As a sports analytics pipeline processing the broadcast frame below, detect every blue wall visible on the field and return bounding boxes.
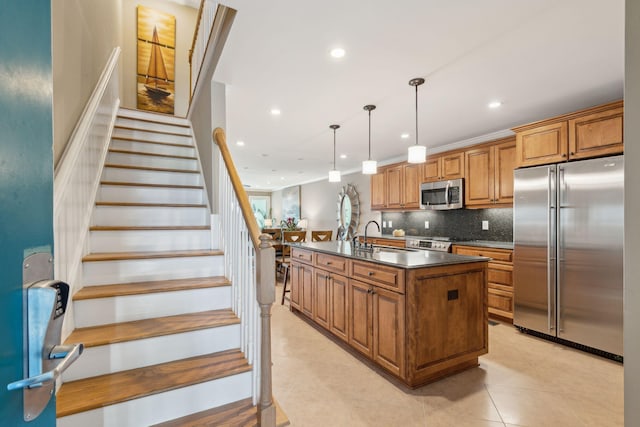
[0,1,55,425]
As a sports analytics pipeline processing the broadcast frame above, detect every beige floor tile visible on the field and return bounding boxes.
[271,283,623,427]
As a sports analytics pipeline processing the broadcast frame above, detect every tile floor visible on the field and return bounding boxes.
[271,283,623,426]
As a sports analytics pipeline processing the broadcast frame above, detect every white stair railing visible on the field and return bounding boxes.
[189,0,218,100]
[54,47,120,339]
[214,128,276,427]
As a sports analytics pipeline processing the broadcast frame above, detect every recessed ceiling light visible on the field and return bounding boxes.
[488,101,502,109]
[401,133,410,139]
[280,177,285,180]
[236,141,245,146]
[270,108,281,115]
[340,154,347,159]
[330,48,346,58]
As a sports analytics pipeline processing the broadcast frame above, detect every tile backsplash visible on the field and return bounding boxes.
[381,208,513,242]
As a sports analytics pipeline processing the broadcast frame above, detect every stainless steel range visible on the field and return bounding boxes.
[405,237,453,252]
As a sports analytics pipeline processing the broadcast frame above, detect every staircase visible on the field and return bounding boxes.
[56,109,260,426]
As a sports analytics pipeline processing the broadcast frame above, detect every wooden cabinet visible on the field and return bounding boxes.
[357,236,405,248]
[370,162,421,210]
[313,269,331,330]
[348,279,405,376]
[465,137,515,208]
[329,272,349,342]
[351,259,405,293]
[370,171,386,209]
[452,245,514,321]
[514,100,623,167]
[291,261,313,314]
[422,152,465,182]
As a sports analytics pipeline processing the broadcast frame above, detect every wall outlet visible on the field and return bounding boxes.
[482,220,489,230]
[424,221,429,229]
[382,221,387,228]
[388,221,393,228]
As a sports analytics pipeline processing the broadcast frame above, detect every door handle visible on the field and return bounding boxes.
[7,343,84,390]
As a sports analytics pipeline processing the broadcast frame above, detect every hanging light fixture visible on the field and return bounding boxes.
[328,124,341,182]
[407,77,427,163]
[362,104,377,175]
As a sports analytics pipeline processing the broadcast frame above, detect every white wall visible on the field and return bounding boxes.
[625,2,640,425]
[273,172,381,239]
[52,0,123,166]
[120,0,197,117]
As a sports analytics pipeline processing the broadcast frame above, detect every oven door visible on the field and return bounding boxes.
[420,179,464,210]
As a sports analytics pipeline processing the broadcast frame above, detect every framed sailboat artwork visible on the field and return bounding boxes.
[136,5,176,114]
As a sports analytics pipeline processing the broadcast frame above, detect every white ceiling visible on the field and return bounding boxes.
[212,0,624,191]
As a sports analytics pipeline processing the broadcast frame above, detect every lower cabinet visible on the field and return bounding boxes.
[290,260,313,315]
[313,269,331,329]
[329,272,349,342]
[348,279,374,357]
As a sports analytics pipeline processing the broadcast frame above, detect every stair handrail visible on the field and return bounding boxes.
[214,128,261,248]
[213,127,276,427]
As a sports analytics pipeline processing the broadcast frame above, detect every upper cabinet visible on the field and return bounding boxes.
[514,100,623,168]
[464,137,516,208]
[422,152,464,183]
[371,163,421,210]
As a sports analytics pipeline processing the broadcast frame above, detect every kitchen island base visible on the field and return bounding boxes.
[289,244,488,389]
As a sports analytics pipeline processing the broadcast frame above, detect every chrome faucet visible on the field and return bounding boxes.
[364,220,381,249]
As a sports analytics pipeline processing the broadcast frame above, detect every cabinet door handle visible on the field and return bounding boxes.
[326,261,332,265]
[368,271,374,276]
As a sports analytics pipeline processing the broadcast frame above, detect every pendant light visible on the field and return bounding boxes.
[328,124,341,182]
[362,104,377,175]
[407,77,427,163]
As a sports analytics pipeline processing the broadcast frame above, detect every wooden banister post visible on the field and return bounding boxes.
[256,233,276,427]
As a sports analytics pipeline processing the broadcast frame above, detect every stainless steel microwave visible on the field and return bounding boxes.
[420,178,464,210]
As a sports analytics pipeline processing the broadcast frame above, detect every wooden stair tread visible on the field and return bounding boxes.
[74,276,231,300]
[104,163,200,174]
[151,397,290,427]
[82,249,223,262]
[66,309,239,347]
[114,124,191,137]
[111,135,193,148]
[56,349,251,418]
[89,225,210,231]
[118,109,190,126]
[95,201,207,207]
[100,181,204,190]
[108,148,197,160]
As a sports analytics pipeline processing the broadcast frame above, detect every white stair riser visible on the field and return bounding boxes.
[92,206,209,226]
[74,286,231,327]
[115,118,192,136]
[102,166,202,186]
[110,139,195,157]
[83,255,224,285]
[106,152,198,171]
[89,229,211,252]
[97,186,204,204]
[57,372,252,427]
[112,128,192,146]
[63,325,240,381]
[117,110,191,127]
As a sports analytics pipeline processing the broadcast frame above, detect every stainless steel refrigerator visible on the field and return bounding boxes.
[513,155,624,358]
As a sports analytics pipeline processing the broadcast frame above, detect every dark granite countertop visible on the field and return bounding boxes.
[373,235,514,250]
[293,241,488,269]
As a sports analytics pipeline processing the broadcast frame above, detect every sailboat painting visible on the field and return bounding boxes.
[136,5,175,114]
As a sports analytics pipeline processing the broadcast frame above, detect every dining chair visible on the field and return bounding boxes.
[311,230,332,242]
[279,230,307,304]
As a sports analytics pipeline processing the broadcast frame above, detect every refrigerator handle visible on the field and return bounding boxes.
[445,181,450,206]
[557,166,565,332]
[548,168,556,332]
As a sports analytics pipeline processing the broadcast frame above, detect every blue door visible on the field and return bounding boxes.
[0,1,56,425]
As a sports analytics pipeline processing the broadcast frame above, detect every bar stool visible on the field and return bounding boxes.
[279,230,307,304]
[311,230,332,242]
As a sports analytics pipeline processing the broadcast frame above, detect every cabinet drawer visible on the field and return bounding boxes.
[315,252,348,274]
[488,263,513,287]
[453,246,512,263]
[488,287,513,319]
[291,247,313,264]
[351,260,405,293]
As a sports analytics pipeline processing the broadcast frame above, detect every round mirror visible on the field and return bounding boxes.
[336,184,360,241]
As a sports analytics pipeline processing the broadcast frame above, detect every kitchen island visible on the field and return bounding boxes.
[287,241,489,388]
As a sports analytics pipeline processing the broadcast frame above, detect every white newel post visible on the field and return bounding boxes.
[256,234,276,426]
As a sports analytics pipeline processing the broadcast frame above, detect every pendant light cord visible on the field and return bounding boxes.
[333,128,337,169]
[368,109,372,160]
[415,84,419,147]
